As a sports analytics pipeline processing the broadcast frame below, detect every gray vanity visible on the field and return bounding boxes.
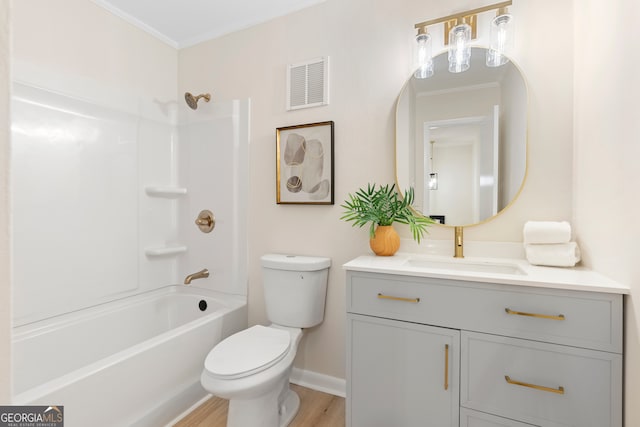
[357,27,631,427]
[344,254,628,427]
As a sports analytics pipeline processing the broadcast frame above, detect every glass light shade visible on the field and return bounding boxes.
[428,173,438,190]
[448,23,471,73]
[486,13,513,67]
[414,32,434,79]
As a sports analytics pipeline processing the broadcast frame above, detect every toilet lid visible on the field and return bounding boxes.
[205,325,291,379]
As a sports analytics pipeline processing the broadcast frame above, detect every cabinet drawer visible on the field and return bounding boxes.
[461,332,622,427]
[460,408,538,427]
[347,272,622,352]
[348,272,449,324]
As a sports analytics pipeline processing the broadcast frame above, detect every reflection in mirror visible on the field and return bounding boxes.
[396,47,527,227]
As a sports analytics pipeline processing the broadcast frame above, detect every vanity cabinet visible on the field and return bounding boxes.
[345,269,624,427]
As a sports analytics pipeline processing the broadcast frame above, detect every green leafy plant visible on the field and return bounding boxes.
[341,183,434,243]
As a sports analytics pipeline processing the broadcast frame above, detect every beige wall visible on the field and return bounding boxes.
[12,0,178,120]
[573,0,640,424]
[0,1,11,403]
[178,0,575,379]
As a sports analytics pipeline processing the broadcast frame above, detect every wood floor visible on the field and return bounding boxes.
[173,384,345,427]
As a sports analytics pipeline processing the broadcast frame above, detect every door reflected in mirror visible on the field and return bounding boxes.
[396,47,527,227]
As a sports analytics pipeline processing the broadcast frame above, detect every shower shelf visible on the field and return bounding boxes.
[144,186,187,198]
[144,245,187,257]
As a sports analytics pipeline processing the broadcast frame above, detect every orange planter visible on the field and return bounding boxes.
[369,225,400,256]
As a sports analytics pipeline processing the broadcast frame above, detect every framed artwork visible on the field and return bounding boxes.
[276,121,334,204]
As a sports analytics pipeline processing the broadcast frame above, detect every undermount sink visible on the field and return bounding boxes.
[404,257,527,276]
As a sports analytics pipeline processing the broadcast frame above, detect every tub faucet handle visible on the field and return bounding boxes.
[184,268,210,285]
[195,210,215,233]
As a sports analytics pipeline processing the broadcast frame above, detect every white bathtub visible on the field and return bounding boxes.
[12,285,247,427]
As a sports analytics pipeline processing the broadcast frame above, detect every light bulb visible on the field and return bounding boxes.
[448,23,471,73]
[414,31,434,79]
[487,11,513,67]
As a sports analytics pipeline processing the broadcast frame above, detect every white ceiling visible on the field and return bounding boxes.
[91,0,325,49]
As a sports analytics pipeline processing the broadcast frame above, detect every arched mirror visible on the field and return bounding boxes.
[396,47,527,227]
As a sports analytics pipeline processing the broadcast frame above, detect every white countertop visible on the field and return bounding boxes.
[343,253,630,295]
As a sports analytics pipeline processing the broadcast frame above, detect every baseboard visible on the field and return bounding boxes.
[290,367,346,398]
[164,392,211,427]
[128,381,208,427]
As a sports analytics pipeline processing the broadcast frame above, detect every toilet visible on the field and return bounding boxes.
[200,254,331,427]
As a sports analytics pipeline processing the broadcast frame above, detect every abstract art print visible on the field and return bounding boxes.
[276,121,334,204]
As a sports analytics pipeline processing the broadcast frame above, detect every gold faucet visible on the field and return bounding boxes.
[454,226,464,258]
[184,268,209,284]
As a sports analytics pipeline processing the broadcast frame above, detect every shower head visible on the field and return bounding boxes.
[184,92,211,110]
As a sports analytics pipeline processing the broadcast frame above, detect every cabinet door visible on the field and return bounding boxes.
[347,313,460,427]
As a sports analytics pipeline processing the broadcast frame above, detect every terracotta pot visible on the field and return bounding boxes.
[369,225,400,256]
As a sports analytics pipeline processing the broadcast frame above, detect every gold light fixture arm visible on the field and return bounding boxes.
[414,1,511,45]
[414,1,512,30]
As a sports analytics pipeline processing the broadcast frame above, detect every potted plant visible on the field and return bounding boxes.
[341,183,433,256]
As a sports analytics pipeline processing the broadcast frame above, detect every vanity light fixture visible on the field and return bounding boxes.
[486,7,513,67]
[414,27,434,79]
[448,17,472,73]
[413,0,513,78]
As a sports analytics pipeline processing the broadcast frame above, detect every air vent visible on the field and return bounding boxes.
[286,57,329,111]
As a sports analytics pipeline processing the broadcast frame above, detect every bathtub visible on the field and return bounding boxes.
[12,285,247,427]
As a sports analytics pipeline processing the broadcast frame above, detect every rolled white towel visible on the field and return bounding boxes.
[523,221,572,244]
[525,242,581,267]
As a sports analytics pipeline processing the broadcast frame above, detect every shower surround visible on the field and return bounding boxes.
[11,81,249,423]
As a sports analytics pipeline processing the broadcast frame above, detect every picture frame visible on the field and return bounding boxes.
[276,121,334,204]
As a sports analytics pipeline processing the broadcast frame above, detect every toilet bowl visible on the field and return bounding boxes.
[200,254,330,427]
[201,325,303,427]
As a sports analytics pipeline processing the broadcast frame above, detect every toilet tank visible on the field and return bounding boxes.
[261,254,331,328]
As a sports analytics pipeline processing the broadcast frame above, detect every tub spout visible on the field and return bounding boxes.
[184,268,209,284]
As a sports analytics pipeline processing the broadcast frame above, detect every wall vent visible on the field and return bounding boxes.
[286,56,329,111]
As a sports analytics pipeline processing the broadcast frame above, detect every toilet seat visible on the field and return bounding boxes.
[204,325,291,380]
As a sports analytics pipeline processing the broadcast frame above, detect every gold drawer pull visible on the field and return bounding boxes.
[505,308,565,321]
[377,293,420,303]
[444,344,449,391]
[505,375,565,395]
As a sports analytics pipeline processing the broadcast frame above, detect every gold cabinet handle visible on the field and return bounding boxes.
[444,344,449,391]
[505,375,565,395]
[505,308,565,321]
[377,293,420,303]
